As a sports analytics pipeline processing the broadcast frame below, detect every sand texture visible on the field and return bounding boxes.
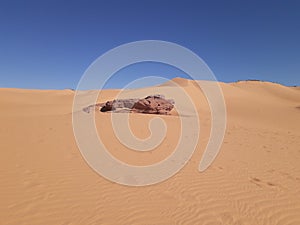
[1,78,300,225]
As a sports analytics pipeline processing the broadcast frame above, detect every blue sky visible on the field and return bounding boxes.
[0,0,299,89]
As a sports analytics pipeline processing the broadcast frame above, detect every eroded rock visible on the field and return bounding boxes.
[83,95,175,115]
[132,95,174,114]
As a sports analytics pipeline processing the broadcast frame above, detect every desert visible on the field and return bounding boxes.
[1,78,300,225]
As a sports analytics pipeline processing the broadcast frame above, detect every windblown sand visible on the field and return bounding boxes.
[1,78,300,225]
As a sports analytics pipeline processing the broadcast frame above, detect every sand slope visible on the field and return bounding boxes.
[0,79,300,225]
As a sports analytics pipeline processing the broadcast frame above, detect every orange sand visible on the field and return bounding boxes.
[1,78,300,225]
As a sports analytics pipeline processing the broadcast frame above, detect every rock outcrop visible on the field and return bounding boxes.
[83,95,175,115]
[132,95,175,114]
[100,98,139,112]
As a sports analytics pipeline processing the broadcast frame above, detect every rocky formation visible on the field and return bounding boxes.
[100,98,139,112]
[83,95,175,115]
[132,95,175,114]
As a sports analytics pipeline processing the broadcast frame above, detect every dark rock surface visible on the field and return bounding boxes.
[132,95,175,114]
[100,98,139,112]
[83,95,175,115]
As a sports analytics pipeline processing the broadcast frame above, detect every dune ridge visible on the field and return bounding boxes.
[0,78,300,225]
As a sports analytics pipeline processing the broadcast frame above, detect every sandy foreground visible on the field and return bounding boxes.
[0,78,300,225]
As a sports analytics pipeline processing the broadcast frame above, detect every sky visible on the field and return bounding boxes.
[0,0,299,89]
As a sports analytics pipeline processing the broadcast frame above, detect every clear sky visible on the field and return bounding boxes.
[0,0,299,89]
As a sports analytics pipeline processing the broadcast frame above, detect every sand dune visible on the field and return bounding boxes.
[0,78,300,225]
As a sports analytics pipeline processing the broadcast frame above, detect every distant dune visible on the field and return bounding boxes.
[1,78,300,225]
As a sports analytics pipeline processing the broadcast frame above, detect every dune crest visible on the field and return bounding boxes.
[1,78,300,225]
